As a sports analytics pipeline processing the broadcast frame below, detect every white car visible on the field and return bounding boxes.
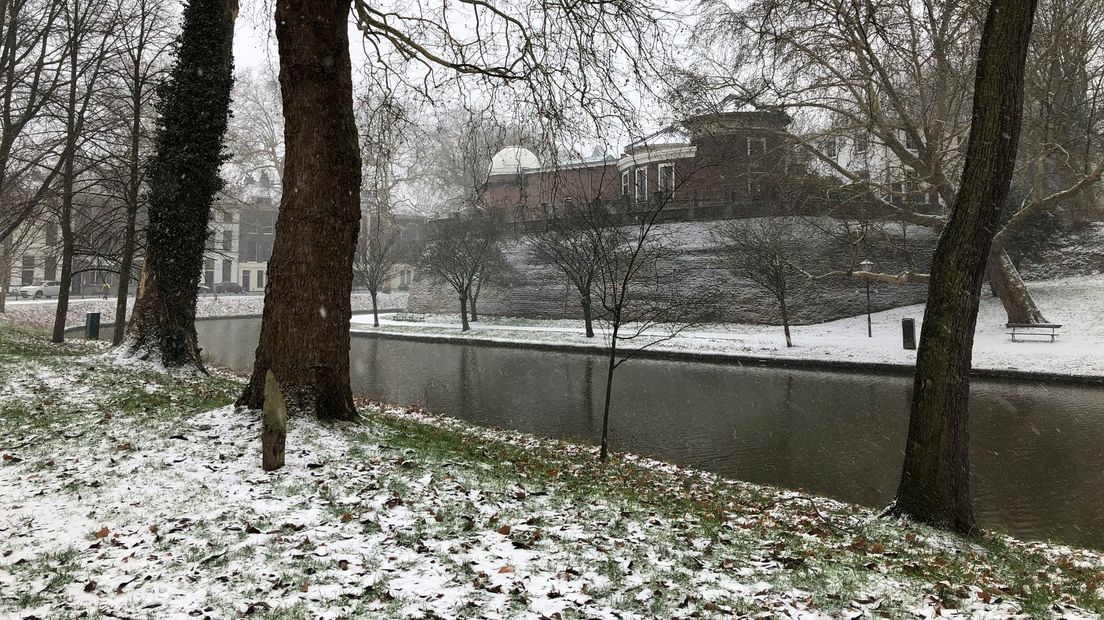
[18,281,62,299]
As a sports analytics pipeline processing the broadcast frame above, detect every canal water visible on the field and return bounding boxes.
[197,317,1104,549]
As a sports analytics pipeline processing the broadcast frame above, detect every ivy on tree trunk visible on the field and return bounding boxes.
[237,0,361,421]
[123,0,236,368]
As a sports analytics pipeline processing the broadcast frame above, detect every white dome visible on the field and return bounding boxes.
[488,146,541,177]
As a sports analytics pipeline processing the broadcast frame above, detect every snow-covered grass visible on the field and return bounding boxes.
[1,324,1103,618]
[2,291,408,331]
[356,276,1104,377]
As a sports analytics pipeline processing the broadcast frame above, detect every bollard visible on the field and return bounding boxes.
[85,312,101,340]
[902,317,916,350]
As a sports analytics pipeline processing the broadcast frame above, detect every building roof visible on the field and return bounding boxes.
[488,147,542,177]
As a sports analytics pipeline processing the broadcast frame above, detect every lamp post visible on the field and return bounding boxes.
[859,259,874,337]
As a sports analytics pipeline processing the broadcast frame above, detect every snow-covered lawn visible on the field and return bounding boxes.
[1,326,1102,618]
[354,276,1104,377]
[2,291,408,331]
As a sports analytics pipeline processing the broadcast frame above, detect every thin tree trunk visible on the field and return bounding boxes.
[779,295,793,348]
[890,0,1036,534]
[582,291,594,338]
[0,239,10,313]
[237,0,360,421]
[599,321,619,462]
[469,293,478,322]
[371,290,379,327]
[459,293,470,331]
[112,203,138,345]
[51,168,75,343]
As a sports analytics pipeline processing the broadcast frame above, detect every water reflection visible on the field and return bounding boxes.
[198,317,1104,549]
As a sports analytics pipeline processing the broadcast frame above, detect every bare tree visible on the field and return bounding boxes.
[714,217,803,347]
[528,200,617,338]
[0,0,68,245]
[101,0,173,345]
[590,193,714,462]
[889,0,1037,534]
[419,210,510,331]
[50,0,120,343]
[694,0,1104,325]
[226,65,284,185]
[354,224,402,327]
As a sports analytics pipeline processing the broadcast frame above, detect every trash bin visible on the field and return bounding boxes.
[85,312,101,340]
[902,317,916,350]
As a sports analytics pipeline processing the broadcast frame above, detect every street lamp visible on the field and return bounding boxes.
[859,259,874,337]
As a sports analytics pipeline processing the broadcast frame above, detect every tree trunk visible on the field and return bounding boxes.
[51,169,75,344]
[261,370,287,471]
[582,292,594,338]
[469,293,478,322]
[123,0,236,368]
[779,295,793,348]
[890,0,1036,534]
[371,290,379,327]
[112,202,138,345]
[459,293,470,331]
[0,239,11,313]
[599,321,619,462]
[237,0,361,421]
[987,249,1047,323]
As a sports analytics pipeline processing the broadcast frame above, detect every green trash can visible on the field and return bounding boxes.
[85,312,101,340]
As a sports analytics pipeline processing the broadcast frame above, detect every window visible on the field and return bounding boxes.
[620,171,630,196]
[21,255,35,285]
[824,137,837,159]
[854,137,868,154]
[657,164,675,196]
[222,230,232,251]
[889,182,905,206]
[45,256,57,281]
[257,270,265,290]
[634,167,648,202]
[242,271,251,291]
[45,223,57,246]
[222,259,232,283]
[904,129,921,151]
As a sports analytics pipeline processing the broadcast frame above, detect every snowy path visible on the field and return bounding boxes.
[352,276,1104,377]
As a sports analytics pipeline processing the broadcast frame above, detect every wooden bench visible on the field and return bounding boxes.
[1006,323,1062,342]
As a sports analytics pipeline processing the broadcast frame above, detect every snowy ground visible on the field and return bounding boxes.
[2,291,408,331]
[353,277,1104,377]
[1,327,1102,619]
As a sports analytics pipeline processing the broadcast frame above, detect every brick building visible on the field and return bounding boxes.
[480,97,799,226]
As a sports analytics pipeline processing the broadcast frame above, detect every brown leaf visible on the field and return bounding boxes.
[497,525,512,536]
[94,527,110,539]
[2,453,21,463]
[84,580,97,592]
[341,512,353,523]
[498,565,515,574]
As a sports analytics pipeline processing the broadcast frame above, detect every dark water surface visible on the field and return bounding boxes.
[198,317,1104,549]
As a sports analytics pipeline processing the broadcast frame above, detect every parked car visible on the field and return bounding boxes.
[213,282,243,294]
[197,284,212,295]
[18,281,62,299]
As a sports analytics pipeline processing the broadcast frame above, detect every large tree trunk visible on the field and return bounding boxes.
[890,0,1036,534]
[123,0,236,368]
[237,0,361,421]
[987,249,1047,324]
